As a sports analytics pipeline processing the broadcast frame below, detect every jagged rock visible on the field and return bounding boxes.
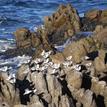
[91,77,106,95]
[30,72,52,104]
[0,72,16,107]
[93,25,103,34]
[28,95,44,107]
[85,9,101,20]
[84,9,107,28]
[46,74,62,107]
[63,40,87,63]
[14,105,27,107]
[66,70,82,89]
[16,64,30,81]
[59,95,74,107]
[30,72,48,94]
[94,50,107,74]
[30,32,41,48]
[43,4,80,44]
[50,52,65,64]
[94,27,107,49]
[14,28,31,48]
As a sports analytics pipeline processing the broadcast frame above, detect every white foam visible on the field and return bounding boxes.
[0,55,31,73]
[0,39,15,52]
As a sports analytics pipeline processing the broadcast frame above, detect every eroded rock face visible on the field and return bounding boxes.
[63,37,96,63]
[93,27,107,49]
[14,28,31,48]
[82,9,107,31]
[43,4,80,44]
[50,52,65,64]
[0,72,16,107]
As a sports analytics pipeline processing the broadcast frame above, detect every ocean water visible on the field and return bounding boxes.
[0,0,107,73]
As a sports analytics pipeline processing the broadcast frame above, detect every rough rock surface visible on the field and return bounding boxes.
[81,9,107,31]
[1,3,107,107]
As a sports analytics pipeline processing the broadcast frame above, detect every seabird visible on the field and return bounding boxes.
[66,56,72,61]
[84,56,90,60]
[63,61,72,67]
[23,89,32,95]
[73,64,81,71]
[44,58,49,64]
[85,62,92,67]
[41,50,45,56]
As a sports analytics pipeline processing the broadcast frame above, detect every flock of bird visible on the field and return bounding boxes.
[2,50,92,96]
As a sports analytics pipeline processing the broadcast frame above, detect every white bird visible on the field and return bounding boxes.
[35,64,40,70]
[66,56,72,61]
[34,58,43,64]
[23,89,32,95]
[51,69,58,75]
[33,89,37,93]
[39,66,46,71]
[63,61,72,67]
[85,62,92,67]
[43,51,52,59]
[6,73,16,84]
[84,56,90,60]
[31,67,36,71]
[9,78,16,84]
[52,63,60,69]
[73,64,81,71]
[44,58,49,64]
[41,50,45,56]
[48,62,53,66]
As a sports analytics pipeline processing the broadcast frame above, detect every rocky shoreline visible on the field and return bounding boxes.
[1,4,107,107]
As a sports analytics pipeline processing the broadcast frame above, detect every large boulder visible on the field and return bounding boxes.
[14,28,31,48]
[50,52,65,64]
[43,4,80,44]
[85,9,107,26]
[63,37,96,63]
[0,72,16,107]
[94,27,107,49]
